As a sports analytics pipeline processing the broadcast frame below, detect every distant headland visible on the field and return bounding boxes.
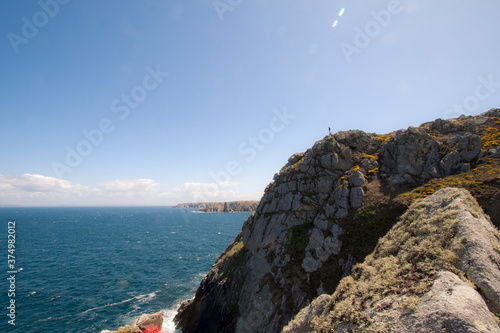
[174,201,259,212]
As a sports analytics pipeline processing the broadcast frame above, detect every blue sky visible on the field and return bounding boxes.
[1,0,500,206]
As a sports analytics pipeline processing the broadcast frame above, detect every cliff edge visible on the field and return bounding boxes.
[174,109,500,333]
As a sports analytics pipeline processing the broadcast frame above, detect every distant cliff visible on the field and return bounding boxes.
[174,201,259,212]
[174,109,500,332]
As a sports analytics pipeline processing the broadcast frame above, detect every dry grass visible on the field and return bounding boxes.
[308,189,472,332]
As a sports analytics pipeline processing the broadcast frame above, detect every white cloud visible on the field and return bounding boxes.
[0,174,261,206]
[0,174,75,192]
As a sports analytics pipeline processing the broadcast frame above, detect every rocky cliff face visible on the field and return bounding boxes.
[174,109,500,333]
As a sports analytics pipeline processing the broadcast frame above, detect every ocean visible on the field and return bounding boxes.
[0,207,249,332]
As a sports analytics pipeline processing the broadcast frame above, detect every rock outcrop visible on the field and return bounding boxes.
[283,188,500,332]
[101,312,163,333]
[174,109,500,332]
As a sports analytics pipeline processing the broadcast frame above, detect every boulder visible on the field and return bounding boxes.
[379,126,441,183]
[349,187,365,209]
[347,170,367,187]
[439,150,461,175]
[458,133,482,161]
[134,312,163,332]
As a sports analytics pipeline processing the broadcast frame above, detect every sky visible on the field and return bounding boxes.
[1,0,500,206]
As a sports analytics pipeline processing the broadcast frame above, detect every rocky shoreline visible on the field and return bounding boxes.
[174,201,259,213]
[100,312,164,333]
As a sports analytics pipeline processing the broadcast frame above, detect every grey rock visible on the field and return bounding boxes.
[288,153,304,165]
[458,133,482,161]
[440,150,461,175]
[403,174,414,183]
[429,117,477,134]
[330,224,343,239]
[340,147,352,163]
[349,187,365,209]
[334,130,373,152]
[313,214,329,230]
[381,271,500,333]
[333,187,350,210]
[316,177,333,193]
[347,170,367,187]
[325,204,335,219]
[335,207,348,219]
[491,147,500,158]
[454,198,500,314]
[380,126,441,183]
[302,251,322,273]
[324,236,342,256]
[277,192,294,211]
[297,180,315,192]
[291,193,302,211]
[306,228,325,255]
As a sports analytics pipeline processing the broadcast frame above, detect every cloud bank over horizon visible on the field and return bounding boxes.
[0,173,262,207]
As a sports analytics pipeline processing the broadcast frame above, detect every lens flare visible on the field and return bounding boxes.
[332,20,338,28]
[339,7,345,17]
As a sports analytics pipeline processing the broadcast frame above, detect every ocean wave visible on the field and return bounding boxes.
[161,299,190,333]
[80,290,159,315]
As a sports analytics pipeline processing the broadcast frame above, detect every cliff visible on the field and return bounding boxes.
[174,201,259,212]
[174,109,500,332]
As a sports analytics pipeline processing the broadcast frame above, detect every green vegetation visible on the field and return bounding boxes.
[216,240,247,282]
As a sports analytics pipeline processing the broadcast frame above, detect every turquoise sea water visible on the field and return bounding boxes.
[0,207,249,332]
